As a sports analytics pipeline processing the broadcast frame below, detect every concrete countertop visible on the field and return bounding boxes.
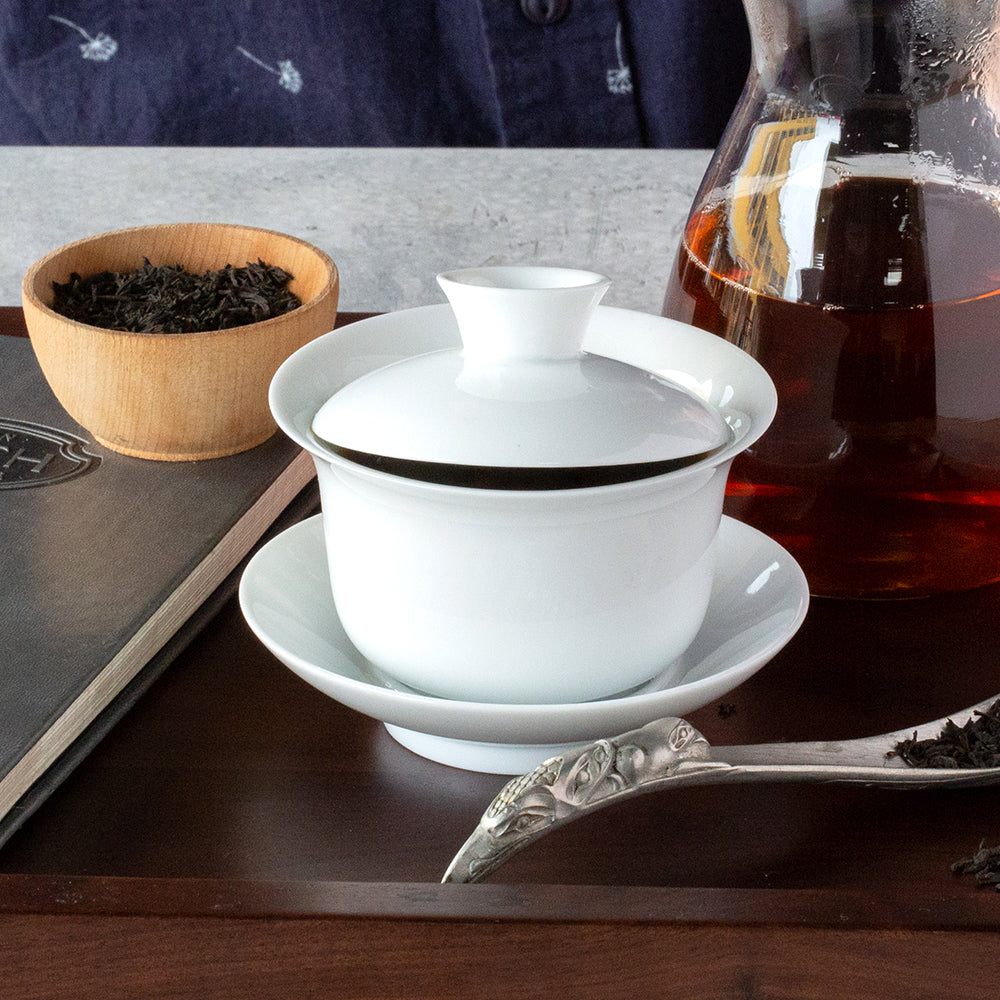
[0,147,711,314]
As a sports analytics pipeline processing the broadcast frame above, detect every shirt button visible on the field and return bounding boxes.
[520,0,571,25]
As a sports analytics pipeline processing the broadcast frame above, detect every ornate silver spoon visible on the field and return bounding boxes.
[442,694,1000,884]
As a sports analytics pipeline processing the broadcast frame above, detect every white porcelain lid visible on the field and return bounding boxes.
[311,267,731,489]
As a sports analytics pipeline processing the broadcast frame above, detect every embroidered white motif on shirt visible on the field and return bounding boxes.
[237,47,303,93]
[606,23,633,95]
[48,14,118,62]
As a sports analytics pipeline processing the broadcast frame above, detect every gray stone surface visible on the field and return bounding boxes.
[0,147,712,313]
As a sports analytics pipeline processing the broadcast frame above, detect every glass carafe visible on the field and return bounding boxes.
[664,0,1000,598]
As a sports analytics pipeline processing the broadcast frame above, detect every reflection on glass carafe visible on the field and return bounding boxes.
[663,0,1000,598]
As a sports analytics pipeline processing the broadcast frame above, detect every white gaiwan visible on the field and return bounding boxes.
[272,266,776,705]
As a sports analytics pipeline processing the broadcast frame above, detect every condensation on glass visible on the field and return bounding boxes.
[664,0,1000,598]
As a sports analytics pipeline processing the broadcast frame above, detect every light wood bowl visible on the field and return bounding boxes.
[22,222,339,460]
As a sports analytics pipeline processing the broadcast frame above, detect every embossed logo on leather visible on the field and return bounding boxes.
[0,418,101,489]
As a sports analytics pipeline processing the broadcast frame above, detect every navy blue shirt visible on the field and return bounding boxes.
[0,1,749,147]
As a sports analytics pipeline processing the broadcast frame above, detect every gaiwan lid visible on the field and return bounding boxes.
[311,266,731,490]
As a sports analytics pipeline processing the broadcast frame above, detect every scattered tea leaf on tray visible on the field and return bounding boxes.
[51,258,302,333]
[952,840,1000,890]
[887,699,1000,769]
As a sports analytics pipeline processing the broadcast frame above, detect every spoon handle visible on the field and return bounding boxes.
[442,697,1000,884]
[715,693,1000,767]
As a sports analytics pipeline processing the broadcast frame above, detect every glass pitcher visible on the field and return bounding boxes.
[663,0,1000,598]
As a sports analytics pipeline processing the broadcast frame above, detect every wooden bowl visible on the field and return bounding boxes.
[22,222,339,460]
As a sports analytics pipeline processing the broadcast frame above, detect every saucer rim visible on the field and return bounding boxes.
[238,513,809,745]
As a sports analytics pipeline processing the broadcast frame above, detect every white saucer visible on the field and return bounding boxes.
[239,514,808,774]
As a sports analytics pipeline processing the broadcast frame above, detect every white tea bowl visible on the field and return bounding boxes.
[270,267,776,705]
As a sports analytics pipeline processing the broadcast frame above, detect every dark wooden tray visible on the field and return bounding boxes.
[3,307,999,998]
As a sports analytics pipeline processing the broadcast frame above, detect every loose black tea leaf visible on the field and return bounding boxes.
[51,259,302,333]
[952,840,1000,890]
[887,699,1000,769]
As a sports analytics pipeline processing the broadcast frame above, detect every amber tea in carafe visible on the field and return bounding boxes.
[664,0,1000,598]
